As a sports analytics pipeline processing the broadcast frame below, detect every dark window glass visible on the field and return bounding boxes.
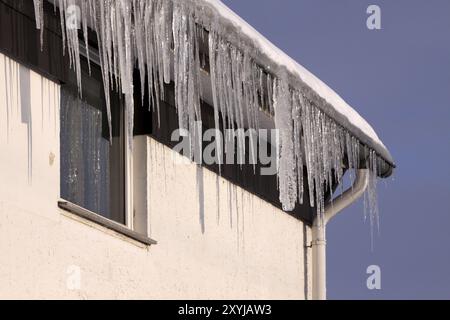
[60,60,125,224]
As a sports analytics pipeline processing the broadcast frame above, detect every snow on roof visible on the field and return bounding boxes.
[200,0,394,167]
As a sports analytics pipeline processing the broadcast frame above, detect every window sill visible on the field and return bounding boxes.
[58,200,157,246]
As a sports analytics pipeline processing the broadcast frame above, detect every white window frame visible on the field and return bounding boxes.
[58,44,155,244]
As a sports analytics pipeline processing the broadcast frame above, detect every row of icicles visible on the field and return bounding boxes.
[33,0,384,230]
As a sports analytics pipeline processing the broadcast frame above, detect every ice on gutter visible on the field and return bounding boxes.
[201,0,394,168]
[32,0,394,227]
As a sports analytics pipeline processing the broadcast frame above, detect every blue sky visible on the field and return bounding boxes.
[222,0,450,299]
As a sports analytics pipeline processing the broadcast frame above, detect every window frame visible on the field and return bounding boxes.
[0,0,155,244]
[60,42,138,236]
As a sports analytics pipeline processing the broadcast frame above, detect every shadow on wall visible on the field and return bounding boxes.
[19,65,32,183]
[197,165,205,234]
[2,56,34,184]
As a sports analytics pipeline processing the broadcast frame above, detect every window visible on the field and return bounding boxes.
[0,0,156,244]
[60,59,126,225]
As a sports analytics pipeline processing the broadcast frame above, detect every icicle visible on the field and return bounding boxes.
[116,0,135,148]
[143,0,159,123]
[160,0,173,85]
[94,0,113,141]
[33,0,44,50]
[208,28,223,167]
[81,0,91,75]
[133,0,147,104]
[64,0,82,97]
[58,0,66,55]
[172,0,201,155]
[273,77,297,211]
[365,150,380,247]
[292,91,304,204]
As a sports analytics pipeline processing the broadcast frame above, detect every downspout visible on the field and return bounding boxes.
[311,169,370,300]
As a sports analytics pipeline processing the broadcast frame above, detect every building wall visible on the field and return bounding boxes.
[0,52,312,299]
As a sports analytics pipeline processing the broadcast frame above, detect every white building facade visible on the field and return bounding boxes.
[0,52,312,299]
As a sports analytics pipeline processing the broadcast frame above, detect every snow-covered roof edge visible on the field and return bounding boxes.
[199,0,395,172]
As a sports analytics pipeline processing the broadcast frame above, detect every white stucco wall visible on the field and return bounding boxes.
[0,53,312,299]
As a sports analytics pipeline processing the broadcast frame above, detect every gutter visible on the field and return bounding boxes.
[311,169,370,300]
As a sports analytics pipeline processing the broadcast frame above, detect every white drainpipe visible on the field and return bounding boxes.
[311,169,370,300]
